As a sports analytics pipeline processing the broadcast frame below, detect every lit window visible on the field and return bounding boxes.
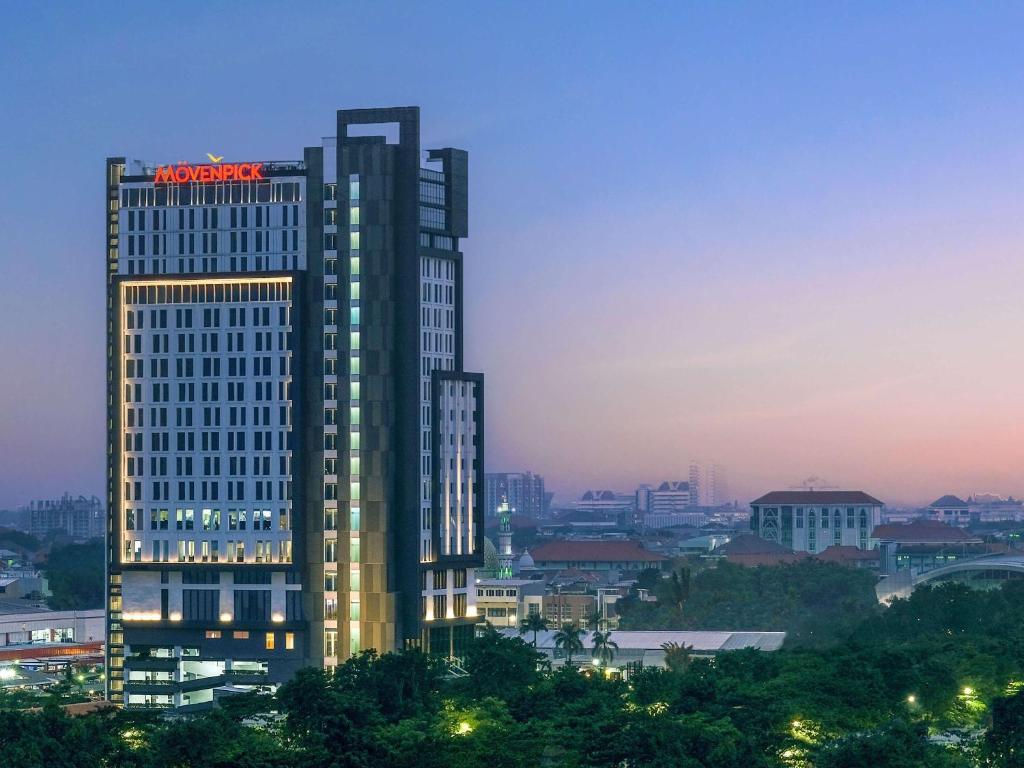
[265,632,275,650]
[285,632,295,650]
[233,631,249,639]
[205,630,221,639]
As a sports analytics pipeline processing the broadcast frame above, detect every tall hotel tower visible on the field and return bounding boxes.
[105,107,484,709]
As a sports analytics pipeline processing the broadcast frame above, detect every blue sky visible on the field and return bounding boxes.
[3,2,1024,507]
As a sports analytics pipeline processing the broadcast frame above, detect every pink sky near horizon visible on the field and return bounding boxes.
[5,4,1024,510]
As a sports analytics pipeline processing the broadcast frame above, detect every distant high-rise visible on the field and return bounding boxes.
[485,472,546,519]
[105,107,484,709]
[27,494,103,540]
[688,461,729,506]
[709,464,729,506]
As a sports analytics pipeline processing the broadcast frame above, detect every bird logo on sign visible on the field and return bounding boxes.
[206,153,224,163]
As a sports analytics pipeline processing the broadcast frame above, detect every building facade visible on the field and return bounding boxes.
[474,577,545,627]
[636,481,695,527]
[105,107,484,709]
[485,472,546,519]
[27,494,104,539]
[688,462,729,507]
[749,491,883,553]
[927,495,970,527]
[528,540,667,573]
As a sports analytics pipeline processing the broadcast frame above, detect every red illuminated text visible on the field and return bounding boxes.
[154,162,264,184]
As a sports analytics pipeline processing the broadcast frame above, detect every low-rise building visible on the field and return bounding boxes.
[873,520,993,576]
[0,606,104,647]
[474,578,545,627]
[529,540,668,574]
[543,589,622,629]
[498,628,785,668]
[711,534,803,566]
[711,535,881,569]
[928,495,970,527]
[571,491,636,520]
[969,494,1024,523]
[749,491,883,553]
[644,511,705,529]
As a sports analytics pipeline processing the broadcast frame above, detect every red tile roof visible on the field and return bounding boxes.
[530,540,667,563]
[814,545,879,563]
[727,553,805,567]
[751,491,883,506]
[871,520,977,543]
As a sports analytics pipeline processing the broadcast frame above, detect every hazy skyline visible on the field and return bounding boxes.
[4,3,1024,508]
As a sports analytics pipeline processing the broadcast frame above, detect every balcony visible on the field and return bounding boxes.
[124,656,177,672]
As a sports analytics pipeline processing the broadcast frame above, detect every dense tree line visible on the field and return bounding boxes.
[3,577,1024,766]
[618,560,882,647]
[43,540,105,610]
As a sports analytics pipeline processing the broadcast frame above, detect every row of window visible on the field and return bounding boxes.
[122,279,292,306]
[126,204,301,232]
[124,507,288,532]
[125,228,300,258]
[200,630,294,650]
[124,381,287,408]
[120,180,302,208]
[124,478,289,503]
[123,538,292,563]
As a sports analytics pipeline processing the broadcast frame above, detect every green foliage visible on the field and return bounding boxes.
[552,622,585,665]
[43,540,105,609]
[460,623,546,700]
[591,630,619,667]
[517,612,549,646]
[0,527,41,553]
[983,691,1024,767]
[813,719,970,768]
[3,579,1024,766]
[619,559,880,647]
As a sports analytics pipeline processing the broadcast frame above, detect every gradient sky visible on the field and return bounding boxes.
[3,2,1024,509]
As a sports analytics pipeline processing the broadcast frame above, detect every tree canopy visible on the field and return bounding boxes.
[3,575,1024,766]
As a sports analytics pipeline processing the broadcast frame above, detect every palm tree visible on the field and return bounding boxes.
[585,609,604,632]
[666,567,691,616]
[661,641,693,674]
[591,630,619,668]
[553,623,585,667]
[518,612,549,646]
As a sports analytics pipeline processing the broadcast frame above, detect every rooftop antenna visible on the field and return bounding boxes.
[790,476,838,492]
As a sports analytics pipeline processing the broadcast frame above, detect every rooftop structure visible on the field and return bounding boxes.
[498,628,786,668]
[529,540,667,573]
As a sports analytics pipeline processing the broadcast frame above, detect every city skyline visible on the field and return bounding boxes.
[7,4,1024,509]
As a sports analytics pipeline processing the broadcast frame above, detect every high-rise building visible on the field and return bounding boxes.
[688,461,729,506]
[27,494,104,539]
[485,472,546,519]
[105,107,484,709]
[709,464,729,506]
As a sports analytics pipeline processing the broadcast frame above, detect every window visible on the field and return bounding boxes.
[265,632,275,650]
[285,632,295,650]
[325,629,338,657]
[233,631,249,639]
[205,630,221,639]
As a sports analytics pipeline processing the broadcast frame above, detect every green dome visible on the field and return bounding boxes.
[483,536,499,573]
